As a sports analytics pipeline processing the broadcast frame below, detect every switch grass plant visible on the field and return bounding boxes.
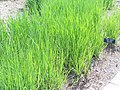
[26,0,42,14]
[0,0,120,90]
[102,12,120,39]
[103,0,114,9]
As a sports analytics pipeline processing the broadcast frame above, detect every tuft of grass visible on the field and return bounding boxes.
[103,0,114,9]
[26,0,42,14]
[102,12,120,39]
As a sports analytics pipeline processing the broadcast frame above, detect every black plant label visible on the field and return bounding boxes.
[104,38,115,44]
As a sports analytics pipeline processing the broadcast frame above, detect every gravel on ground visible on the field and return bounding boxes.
[0,0,25,20]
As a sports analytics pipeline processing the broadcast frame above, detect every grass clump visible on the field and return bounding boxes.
[103,0,114,9]
[26,0,42,14]
[0,0,120,90]
[103,12,120,39]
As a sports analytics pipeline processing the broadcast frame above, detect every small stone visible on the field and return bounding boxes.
[84,83,90,88]
[103,69,107,73]
[5,4,8,7]
[87,87,95,90]
[99,81,103,86]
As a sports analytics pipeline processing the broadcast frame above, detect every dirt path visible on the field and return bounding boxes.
[0,0,25,20]
[82,48,120,90]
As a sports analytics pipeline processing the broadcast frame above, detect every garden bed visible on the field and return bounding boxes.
[0,0,120,90]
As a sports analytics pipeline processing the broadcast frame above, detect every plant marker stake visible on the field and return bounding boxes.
[104,38,115,44]
[104,38,115,53]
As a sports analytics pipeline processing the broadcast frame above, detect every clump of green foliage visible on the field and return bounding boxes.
[103,0,114,9]
[27,0,42,14]
[0,0,119,90]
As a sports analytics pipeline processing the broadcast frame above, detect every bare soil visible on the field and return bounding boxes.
[80,46,120,90]
[0,0,25,20]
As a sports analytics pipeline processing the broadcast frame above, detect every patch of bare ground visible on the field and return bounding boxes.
[0,0,25,20]
[81,46,120,90]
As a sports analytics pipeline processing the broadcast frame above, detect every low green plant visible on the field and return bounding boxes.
[26,0,42,14]
[103,0,114,9]
[102,12,120,39]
